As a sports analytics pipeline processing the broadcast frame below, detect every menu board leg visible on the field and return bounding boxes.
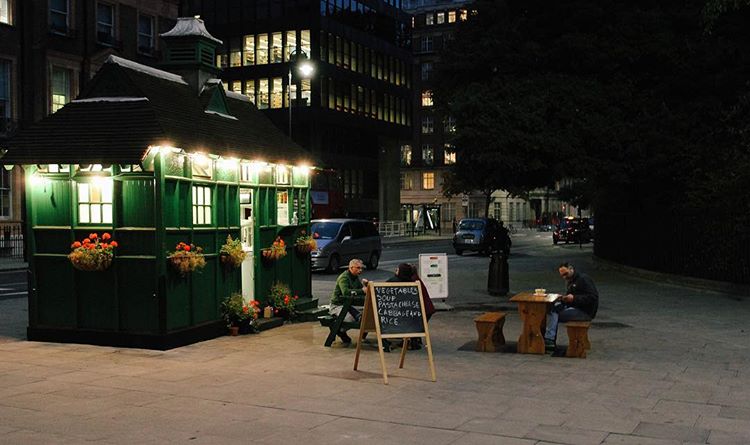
[398,339,408,369]
[424,332,437,382]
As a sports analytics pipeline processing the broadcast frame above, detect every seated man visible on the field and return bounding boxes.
[545,262,599,350]
[329,258,368,344]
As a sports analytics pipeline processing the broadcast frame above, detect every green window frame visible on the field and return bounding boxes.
[192,185,212,225]
[78,180,113,224]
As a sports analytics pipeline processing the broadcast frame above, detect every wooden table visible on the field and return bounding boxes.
[510,291,558,354]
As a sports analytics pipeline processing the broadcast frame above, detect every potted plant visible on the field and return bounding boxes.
[168,242,206,276]
[69,233,118,272]
[220,293,260,335]
[266,281,299,321]
[220,235,246,269]
[261,236,287,263]
[294,230,317,256]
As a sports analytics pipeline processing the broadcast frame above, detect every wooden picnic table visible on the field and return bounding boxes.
[510,291,559,354]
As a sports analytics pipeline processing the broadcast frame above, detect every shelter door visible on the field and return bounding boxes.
[239,188,254,301]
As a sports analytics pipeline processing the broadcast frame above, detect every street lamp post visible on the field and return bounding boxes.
[288,49,315,139]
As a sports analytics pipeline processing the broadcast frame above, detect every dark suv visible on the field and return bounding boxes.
[553,217,593,244]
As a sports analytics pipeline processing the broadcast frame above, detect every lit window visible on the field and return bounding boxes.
[244,79,256,103]
[285,30,296,61]
[421,90,433,107]
[271,32,283,63]
[191,155,213,178]
[277,191,289,225]
[422,172,435,190]
[137,14,154,54]
[50,0,68,34]
[421,116,434,134]
[400,172,413,190]
[301,30,311,56]
[78,180,113,224]
[425,14,434,25]
[420,36,433,53]
[216,53,228,69]
[275,166,290,184]
[230,38,242,67]
[444,144,456,164]
[257,34,269,64]
[51,66,71,113]
[400,145,412,166]
[448,11,456,23]
[231,80,241,92]
[436,12,445,24]
[301,79,311,106]
[0,0,11,25]
[270,77,283,109]
[258,78,269,109]
[460,9,468,20]
[192,185,212,225]
[96,3,115,45]
[244,35,255,65]
[422,144,434,165]
[0,168,11,218]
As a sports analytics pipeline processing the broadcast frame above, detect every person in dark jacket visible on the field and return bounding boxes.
[329,258,369,344]
[544,262,599,350]
[386,263,436,350]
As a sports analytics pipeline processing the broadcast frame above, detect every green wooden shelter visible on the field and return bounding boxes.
[0,18,316,349]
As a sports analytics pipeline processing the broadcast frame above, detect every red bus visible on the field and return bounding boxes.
[310,169,345,219]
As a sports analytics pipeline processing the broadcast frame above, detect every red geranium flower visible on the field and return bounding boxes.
[89,233,98,240]
[82,238,91,244]
[71,241,82,248]
[102,233,111,240]
[183,245,191,252]
[110,241,118,248]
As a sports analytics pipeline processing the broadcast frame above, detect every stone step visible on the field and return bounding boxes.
[254,317,284,331]
[297,306,329,322]
[294,297,319,312]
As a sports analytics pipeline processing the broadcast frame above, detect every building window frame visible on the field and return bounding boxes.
[422,144,434,166]
[50,65,73,114]
[0,168,11,219]
[0,58,11,128]
[96,2,116,46]
[49,0,70,35]
[77,180,114,225]
[0,0,12,25]
[192,185,212,226]
[420,36,433,53]
[444,144,456,165]
[422,172,435,190]
[137,13,155,55]
[421,90,433,107]
[400,144,412,166]
[421,116,434,134]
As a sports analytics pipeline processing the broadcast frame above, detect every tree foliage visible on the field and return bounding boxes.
[433,0,750,223]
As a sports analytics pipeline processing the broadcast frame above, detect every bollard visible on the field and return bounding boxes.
[487,251,509,296]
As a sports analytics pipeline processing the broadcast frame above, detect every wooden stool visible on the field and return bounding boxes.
[565,321,591,358]
[474,312,506,352]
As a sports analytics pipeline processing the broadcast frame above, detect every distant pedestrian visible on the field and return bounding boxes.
[544,262,599,350]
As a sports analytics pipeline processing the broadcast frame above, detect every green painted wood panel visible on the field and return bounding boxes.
[32,179,71,226]
[166,272,191,330]
[163,181,180,227]
[120,179,155,227]
[216,185,227,227]
[34,230,72,254]
[76,268,117,330]
[117,258,158,333]
[114,230,155,256]
[34,256,75,327]
[192,260,218,324]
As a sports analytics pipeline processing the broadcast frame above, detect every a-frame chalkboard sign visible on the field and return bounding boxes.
[353,282,437,385]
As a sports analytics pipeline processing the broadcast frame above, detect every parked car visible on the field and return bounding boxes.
[310,219,382,273]
[553,217,593,244]
[452,218,504,255]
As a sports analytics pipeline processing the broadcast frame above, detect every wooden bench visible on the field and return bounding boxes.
[473,312,506,352]
[318,295,365,347]
[565,321,592,358]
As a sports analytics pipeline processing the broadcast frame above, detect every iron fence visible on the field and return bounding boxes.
[0,223,24,260]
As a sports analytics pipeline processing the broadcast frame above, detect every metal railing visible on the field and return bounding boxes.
[376,221,408,238]
[0,223,24,260]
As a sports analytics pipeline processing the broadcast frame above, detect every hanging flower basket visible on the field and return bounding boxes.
[69,233,118,272]
[261,236,286,265]
[294,231,317,256]
[219,235,246,269]
[168,242,206,276]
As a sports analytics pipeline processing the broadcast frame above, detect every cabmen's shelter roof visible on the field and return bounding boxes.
[1,55,312,166]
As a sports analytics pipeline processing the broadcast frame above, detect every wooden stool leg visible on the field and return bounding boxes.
[475,321,497,352]
[494,317,506,346]
[565,325,588,358]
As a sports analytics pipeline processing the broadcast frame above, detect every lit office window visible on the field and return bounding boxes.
[400,145,412,166]
[0,0,11,25]
[301,30,311,55]
[460,9,468,20]
[49,0,68,34]
[257,34,269,64]
[244,35,255,65]
[244,80,256,104]
[301,79,311,106]
[422,172,435,190]
[425,14,434,25]
[448,11,456,23]
[270,77,283,109]
[437,12,445,24]
[137,14,155,54]
[258,79,269,109]
[192,185,212,225]
[445,115,456,133]
[230,38,242,67]
[421,90,433,107]
[231,81,241,93]
[285,30,296,61]
[78,181,113,224]
[444,144,456,164]
[96,3,115,45]
[51,66,71,113]
[422,144,434,165]
[271,32,283,63]
[400,172,413,190]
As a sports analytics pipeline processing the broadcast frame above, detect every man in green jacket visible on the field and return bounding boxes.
[329,258,369,344]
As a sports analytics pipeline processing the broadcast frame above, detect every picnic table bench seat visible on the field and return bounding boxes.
[318,295,365,347]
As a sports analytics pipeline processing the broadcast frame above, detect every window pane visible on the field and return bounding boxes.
[204,187,211,204]
[271,77,282,109]
[193,206,198,224]
[79,204,90,223]
[197,206,203,224]
[51,67,70,112]
[204,207,211,224]
[244,35,255,65]
[78,183,89,202]
[257,34,269,64]
[301,30,311,55]
[101,181,113,203]
[195,187,203,205]
[91,205,102,223]
[271,32,283,63]
[258,78,269,109]
[102,204,112,223]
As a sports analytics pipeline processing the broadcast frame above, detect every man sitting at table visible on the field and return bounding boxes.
[329,258,368,344]
[544,262,599,350]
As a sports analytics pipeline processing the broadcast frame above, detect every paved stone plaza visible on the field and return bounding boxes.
[1,242,749,444]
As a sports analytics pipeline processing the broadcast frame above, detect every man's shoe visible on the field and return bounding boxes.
[544,338,556,351]
[338,332,352,344]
